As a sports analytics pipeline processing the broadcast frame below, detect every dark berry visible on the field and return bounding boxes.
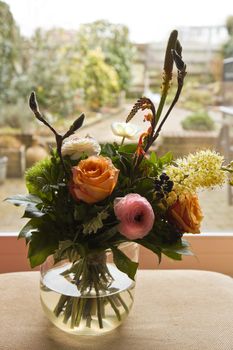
[167,180,173,190]
[154,179,162,186]
[156,192,164,199]
[154,184,161,191]
[160,173,169,182]
[163,180,173,193]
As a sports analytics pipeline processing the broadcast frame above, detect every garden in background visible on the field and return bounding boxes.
[0,0,233,232]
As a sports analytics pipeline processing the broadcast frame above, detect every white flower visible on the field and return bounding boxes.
[111,122,140,139]
[62,135,101,160]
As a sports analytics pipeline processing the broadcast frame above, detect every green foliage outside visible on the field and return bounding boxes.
[0,1,21,104]
[76,20,134,92]
[80,49,119,110]
[180,79,215,111]
[0,99,34,132]
[182,111,215,131]
[223,15,233,58]
[0,2,134,124]
[20,28,79,117]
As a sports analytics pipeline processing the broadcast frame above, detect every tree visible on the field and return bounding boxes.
[76,20,134,91]
[226,16,233,36]
[24,28,80,117]
[80,49,119,110]
[223,15,233,58]
[0,1,22,103]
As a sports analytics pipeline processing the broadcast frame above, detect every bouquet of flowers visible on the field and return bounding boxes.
[7,30,233,335]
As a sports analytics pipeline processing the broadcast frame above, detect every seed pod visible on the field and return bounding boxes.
[163,30,178,81]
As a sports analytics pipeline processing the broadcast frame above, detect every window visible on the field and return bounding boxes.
[0,0,232,238]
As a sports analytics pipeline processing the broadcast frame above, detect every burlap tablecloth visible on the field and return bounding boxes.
[1,270,233,350]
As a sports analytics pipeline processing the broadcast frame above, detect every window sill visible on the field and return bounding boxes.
[1,233,233,275]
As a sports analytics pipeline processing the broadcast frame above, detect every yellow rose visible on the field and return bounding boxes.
[71,156,119,204]
[168,192,203,233]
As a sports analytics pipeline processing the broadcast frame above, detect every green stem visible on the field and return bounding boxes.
[71,297,79,328]
[116,295,129,314]
[53,252,130,330]
[63,298,73,324]
[127,289,134,301]
[94,282,103,329]
[86,315,92,328]
[54,294,69,317]
[155,86,169,124]
[107,296,121,321]
[75,298,85,327]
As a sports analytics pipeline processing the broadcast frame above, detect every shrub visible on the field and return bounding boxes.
[77,20,134,92]
[0,100,34,132]
[181,111,215,131]
[80,49,120,111]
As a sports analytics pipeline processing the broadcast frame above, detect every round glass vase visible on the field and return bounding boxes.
[40,242,139,336]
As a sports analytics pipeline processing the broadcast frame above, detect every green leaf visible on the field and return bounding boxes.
[137,239,162,263]
[150,151,157,164]
[74,204,87,221]
[53,240,85,263]
[25,155,65,201]
[117,154,131,176]
[111,150,133,178]
[160,239,193,261]
[162,239,193,256]
[135,177,154,195]
[162,250,182,260]
[159,152,173,166]
[118,143,137,154]
[22,205,45,219]
[5,194,42,207]
[83,210,109,234]
[112,247,138,281]
[18,220,36,242]
[89,225,119,245]
[101,143,117,157]
[28,231,58,268]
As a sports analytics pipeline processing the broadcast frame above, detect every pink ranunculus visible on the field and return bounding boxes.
[114,194,155,239]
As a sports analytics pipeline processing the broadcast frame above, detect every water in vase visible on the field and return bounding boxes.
[40,263,135,335]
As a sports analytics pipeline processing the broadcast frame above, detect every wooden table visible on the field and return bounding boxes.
[1,270,233,350]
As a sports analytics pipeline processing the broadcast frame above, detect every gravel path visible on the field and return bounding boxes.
[78,104,188,143]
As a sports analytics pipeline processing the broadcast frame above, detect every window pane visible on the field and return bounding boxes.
[0,0,232,233]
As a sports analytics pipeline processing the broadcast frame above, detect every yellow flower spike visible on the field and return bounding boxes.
[166,150,227,192]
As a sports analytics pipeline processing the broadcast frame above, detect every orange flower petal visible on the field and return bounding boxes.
[71,156,119,204]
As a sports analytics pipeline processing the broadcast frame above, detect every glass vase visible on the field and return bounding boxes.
[40,242,139,335]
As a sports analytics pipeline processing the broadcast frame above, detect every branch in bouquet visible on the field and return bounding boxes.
[150,49,187,145]
[155,29,178,124]
[62,113,85,139]
[136,47,187,161]
[130,31,186,171]
[29,92,58,136]
[29,92,68,176]
[126,97,156,126]
[125,97,157,169]
[29,91,85,179]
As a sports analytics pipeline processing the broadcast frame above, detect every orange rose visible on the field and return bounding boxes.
[71,156,119,204]
[168,193,203,233]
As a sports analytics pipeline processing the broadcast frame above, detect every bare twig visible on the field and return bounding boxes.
[29,91,85,178]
